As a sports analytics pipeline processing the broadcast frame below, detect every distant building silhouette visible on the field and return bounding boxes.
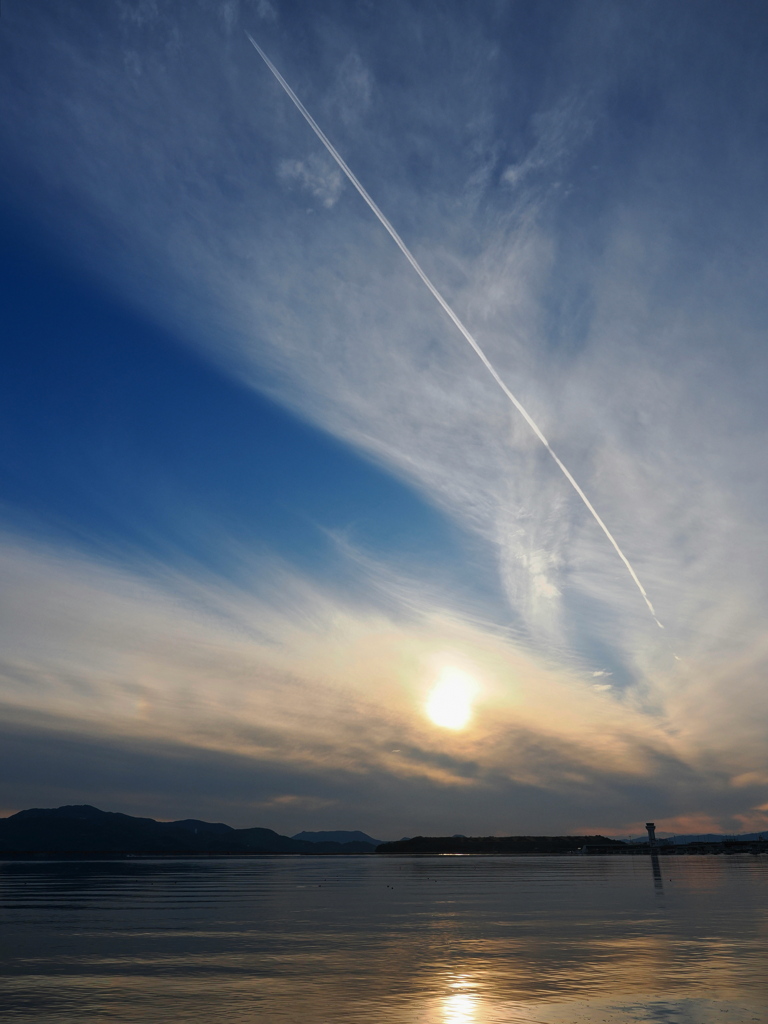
[645,822,657,846]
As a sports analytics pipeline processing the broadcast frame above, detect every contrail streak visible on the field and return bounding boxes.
[246,33,663,628]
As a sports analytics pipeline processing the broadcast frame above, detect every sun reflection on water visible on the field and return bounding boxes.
[440,975,479,1024]
[441,992,477,1023]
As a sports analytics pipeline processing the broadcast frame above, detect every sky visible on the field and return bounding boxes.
[2,0,768,838]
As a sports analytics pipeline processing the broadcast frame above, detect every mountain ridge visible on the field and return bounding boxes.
[376,834,628,855]
[292,829,386,846]
[0,805,379,857]
[626,831,768,845]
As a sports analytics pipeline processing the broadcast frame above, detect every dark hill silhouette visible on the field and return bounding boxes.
[0,806,377,857]
[377,834,628,855]
[170,819,235,836]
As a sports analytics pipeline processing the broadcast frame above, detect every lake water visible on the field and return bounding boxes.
[1,855,766,1023]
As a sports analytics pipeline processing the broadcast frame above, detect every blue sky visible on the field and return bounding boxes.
[0,211,478,591]
[2,0,768,837]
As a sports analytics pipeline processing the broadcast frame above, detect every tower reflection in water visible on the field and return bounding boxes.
[650,851,664,893]
[646,821,664,894]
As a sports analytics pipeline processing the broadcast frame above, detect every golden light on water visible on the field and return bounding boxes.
[426,667,476,729]
[439,974,480,1024]
[441,991,478,1024]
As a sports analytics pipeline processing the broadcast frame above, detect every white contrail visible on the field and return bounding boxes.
[246,33,663,629]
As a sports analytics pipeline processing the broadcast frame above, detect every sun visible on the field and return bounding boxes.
[426,667,476,730]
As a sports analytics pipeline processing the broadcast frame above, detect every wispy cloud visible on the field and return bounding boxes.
[277,153,344,208]
[1,530,767,833]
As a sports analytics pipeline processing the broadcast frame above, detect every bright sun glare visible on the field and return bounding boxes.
[426,668,476,730]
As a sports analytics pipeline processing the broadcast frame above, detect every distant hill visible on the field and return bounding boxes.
[292,830,385,846]
[0,806,378,857]
[377,834,627,855]
[628,831,768,845]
